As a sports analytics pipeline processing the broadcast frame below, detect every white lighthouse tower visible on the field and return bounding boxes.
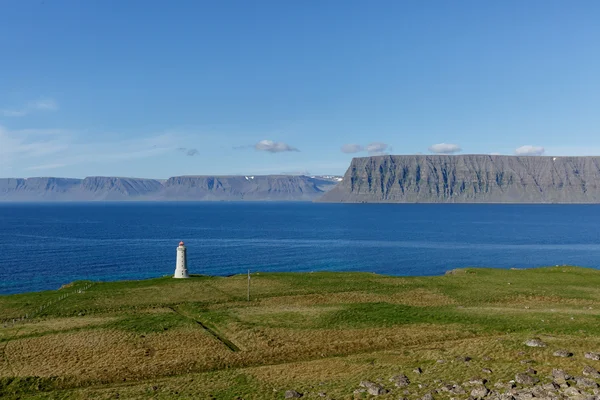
[174,241,190,278]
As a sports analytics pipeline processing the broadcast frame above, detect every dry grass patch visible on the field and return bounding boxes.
[253,289,454,309]
[1,327,233,382]
[464,305,600,315]
[388,289,456,306]
[0,316,117,341]
[229,323,473,359]
[248,357,371,385]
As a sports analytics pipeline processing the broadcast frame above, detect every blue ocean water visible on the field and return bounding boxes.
[1,203,600,295]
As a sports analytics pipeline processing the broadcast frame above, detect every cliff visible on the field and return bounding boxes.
[0,175,337,202]
[161,175,333,201]
[318,155,600,203]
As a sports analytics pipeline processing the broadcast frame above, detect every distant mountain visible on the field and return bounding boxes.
[318,155,600,203]
[0,175,340,202]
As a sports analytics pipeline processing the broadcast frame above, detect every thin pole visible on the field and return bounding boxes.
[247,269,250,302]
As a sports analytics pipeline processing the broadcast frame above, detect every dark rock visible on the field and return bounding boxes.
[457,356,473,362]
[284,390,303,398]
[554,349,574,358]
[524,338,546,348]
[515,374,539,386]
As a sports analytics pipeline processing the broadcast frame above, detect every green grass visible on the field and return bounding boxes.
[3,266,600,399]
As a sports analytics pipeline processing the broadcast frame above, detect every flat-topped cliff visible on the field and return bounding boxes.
[319,155,600,203]
[0,175,338,201]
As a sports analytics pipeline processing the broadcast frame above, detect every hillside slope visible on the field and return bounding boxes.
[0,175,338,201]
[319,155,600,203]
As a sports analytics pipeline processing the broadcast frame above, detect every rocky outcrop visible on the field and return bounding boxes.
[0,175,337,201]
[318,155,600,203]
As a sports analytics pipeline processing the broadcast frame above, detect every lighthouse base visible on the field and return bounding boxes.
[173,270,189,279]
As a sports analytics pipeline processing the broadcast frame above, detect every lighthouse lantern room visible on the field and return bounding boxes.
[174,241,190,278]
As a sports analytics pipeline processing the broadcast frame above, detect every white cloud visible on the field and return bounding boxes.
[515,145,545,156]
[254,140,299,153]
[25,163,67,171]
[341,144,364,153]
[428,143,462,154]
[366,142,389,153]
[0,98,59,117]
[341,142,391,156]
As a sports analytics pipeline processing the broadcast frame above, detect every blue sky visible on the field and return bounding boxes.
[1,0,599,178]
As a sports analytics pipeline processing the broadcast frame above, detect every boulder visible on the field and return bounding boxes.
[575,377,599,388]
[586,353,600,361]
[421,393,434,400]
[468,378,488,386]
[285,390,303,398]
[563,387,581,397]
[482,368,493,374]
[524,338,547,348]
[553,369,573,381]
[413,367,423,374]
[542,382,560,391]
[583,366,600,378]
[471,386,490,398]
[499,395,516,400]
[390,374,410,388]
[515,374,539,386]
[514,391,534,400]
[554,349,574,358]
[359,381,387,396]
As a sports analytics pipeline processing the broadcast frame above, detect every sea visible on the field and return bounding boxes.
[1,202,600,295]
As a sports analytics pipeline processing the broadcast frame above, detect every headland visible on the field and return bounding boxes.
[2,267,600,398]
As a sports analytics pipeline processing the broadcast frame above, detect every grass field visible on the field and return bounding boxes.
[2,266,600,399]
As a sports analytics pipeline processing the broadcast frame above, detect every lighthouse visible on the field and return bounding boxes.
[174,241,190,278]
